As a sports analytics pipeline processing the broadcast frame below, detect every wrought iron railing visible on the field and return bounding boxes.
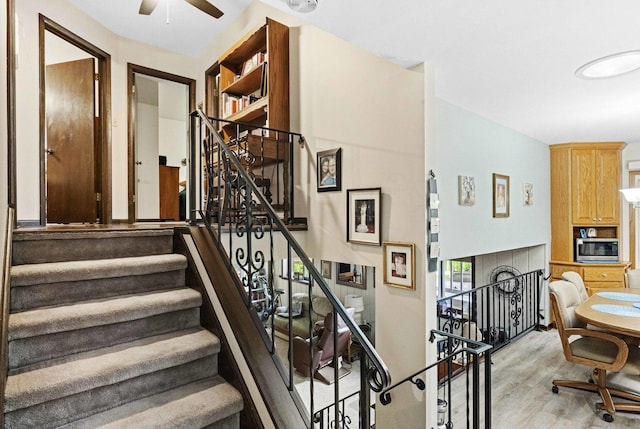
[189,109,390,428]
[378,329,492,429]
[437,269,543,352]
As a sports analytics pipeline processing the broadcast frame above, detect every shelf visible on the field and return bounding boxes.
[220,25,267,72]
[222,63,265,96]
[223,97,267,123]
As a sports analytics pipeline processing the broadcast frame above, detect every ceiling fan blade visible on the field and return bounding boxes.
[139,0,160,15]
[184,0,224,19]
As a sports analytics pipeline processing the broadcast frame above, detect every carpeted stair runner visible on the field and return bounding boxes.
[4,228,243,428]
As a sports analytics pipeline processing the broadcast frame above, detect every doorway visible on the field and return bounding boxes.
[127,65,195,223]
[39,16,112,225]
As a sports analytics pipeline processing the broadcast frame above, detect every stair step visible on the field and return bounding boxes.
[9,288,202,341]
[11,254,188,287]
[12,229,175,265]
[57,376,243,429]
[4,328,221,413]
[9,307,201,371]
[4,356,220,429]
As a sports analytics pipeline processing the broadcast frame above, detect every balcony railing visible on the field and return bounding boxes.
[189,109,390,428]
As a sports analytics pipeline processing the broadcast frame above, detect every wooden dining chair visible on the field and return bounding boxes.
[549,280,640,422]
[561,271,589,302]
[625,269,640,289]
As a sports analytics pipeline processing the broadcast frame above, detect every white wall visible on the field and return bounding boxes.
[435,100,551,260]
[620,142,640,265]
[14,0,197,222]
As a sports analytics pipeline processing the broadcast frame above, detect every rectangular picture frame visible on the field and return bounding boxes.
[317,148,342,192]
[523,182,533,206]
[347,187,382,245]
[382,241,415,290]
[492,173,510,218]
[458,175,476,206]
[321,260,332,279]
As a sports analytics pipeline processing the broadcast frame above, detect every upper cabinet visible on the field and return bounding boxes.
[571,146,622,225]
[550,142,626,262]
[216,18,289,140]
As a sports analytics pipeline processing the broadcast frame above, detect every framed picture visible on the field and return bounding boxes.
[458,175,476,206]
[523,182,533,206]
[382,241,415,290]
[492,173,510,218]
[347,187,382,245]
[335,262,367,289]
[321,260,332,279]
[317,148,342,192]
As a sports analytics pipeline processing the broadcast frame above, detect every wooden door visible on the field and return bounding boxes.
[595,149,621,225]
[46,58,96,223]
[571,149,596,225]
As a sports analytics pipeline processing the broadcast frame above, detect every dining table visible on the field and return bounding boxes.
[575,288,640,338]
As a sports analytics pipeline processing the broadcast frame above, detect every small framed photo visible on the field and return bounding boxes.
[347,188,382,245]
[492,173,510,218]
[317,148,342,192]
[523,182,533,206]
[321,260,332,279]
[383,241,415,290]
[458,175,476,206]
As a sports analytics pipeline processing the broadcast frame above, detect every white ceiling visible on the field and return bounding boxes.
[65,0,640,145]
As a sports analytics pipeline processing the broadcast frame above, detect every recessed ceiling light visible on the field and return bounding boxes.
[575,50,640,79]
[287,0,318,13]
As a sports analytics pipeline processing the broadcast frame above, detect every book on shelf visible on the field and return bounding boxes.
[260,62,268,97]
[242,51,267,76]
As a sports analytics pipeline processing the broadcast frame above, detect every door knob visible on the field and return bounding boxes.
[46,149,54,155]
[135,161,142,165]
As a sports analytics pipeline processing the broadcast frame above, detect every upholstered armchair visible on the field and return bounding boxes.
[292,309,354,384]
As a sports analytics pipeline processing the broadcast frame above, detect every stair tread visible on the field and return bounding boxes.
[58,376,242,429]
[11,254,188,287]
[12,228,175,242]
[4,328,220,412]
[9,288,202,341]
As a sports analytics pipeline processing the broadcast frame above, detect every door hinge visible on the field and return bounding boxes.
[96,192,102,202]
[133,195,137,203]
[95,73,100,81]
[132,84,136,94]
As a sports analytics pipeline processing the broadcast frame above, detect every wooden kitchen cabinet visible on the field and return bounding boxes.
[571,147,621,225]
[549,261,629,295]
[550,142,626,262]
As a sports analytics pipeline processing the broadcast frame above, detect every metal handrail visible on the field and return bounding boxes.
[378,329,492,405]
[190,108,392,394]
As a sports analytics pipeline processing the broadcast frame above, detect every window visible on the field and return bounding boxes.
[439,257,474,298]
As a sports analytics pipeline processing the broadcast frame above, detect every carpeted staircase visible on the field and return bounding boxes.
[4,228,243,428]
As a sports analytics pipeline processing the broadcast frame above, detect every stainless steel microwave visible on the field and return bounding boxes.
[575,238,619,262]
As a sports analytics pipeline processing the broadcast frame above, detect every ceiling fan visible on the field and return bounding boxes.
[139,0,224,19]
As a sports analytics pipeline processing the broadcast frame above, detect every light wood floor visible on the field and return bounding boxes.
[447,329,640,428]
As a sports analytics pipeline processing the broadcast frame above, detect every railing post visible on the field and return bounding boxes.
[484,348,492,429]
[360,351,370,429]
[188,113,198,225]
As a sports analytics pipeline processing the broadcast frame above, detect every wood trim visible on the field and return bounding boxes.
[126,64,196,223]
[204,62,220,117]
[38,15,112,224]
[7,0,16,214]
[0,207,15,428]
